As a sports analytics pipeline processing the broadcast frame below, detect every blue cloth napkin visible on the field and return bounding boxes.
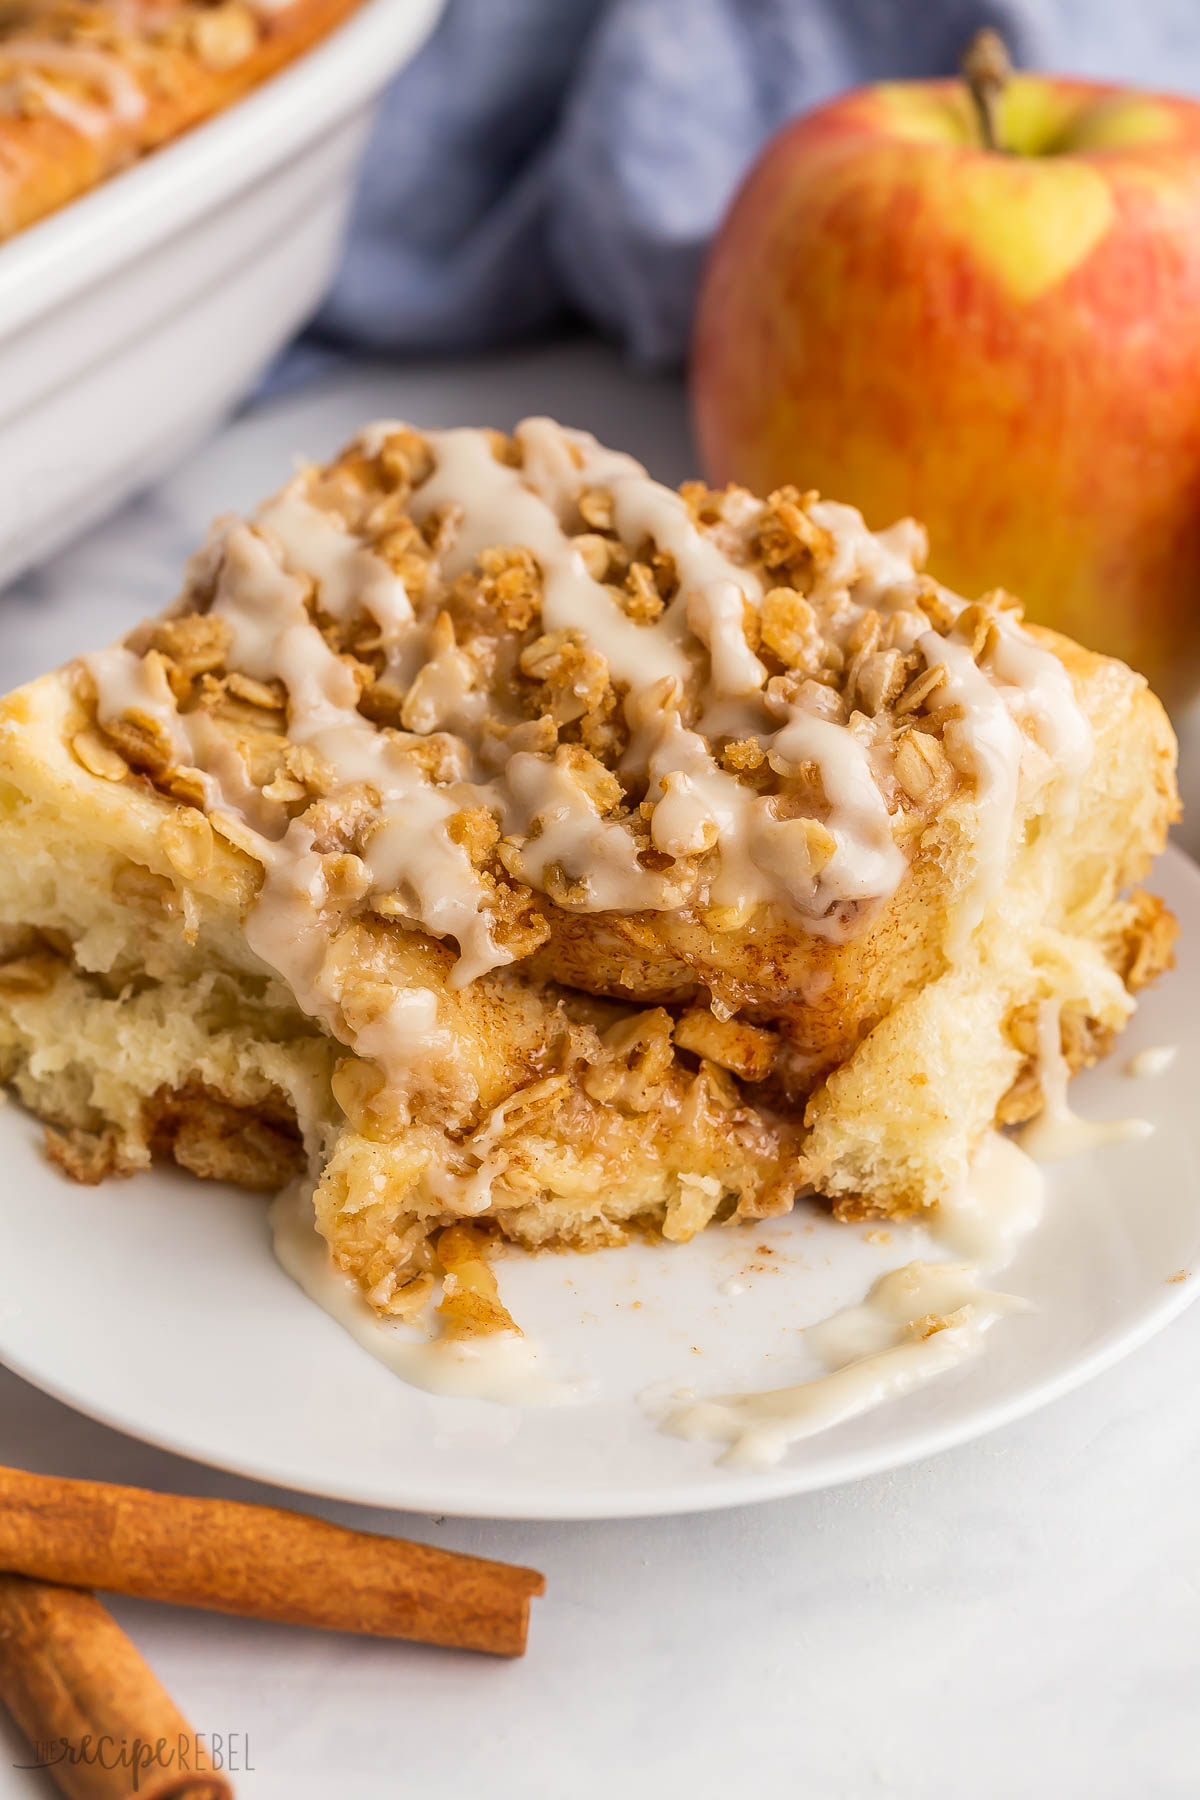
[315,0,1200,367]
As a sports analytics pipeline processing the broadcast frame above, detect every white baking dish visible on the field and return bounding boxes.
[0,0,443,591]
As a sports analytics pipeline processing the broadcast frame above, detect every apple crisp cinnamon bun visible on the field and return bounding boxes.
[0,418,1178,1319]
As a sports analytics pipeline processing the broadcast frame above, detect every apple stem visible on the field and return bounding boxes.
[962,27,1012,153]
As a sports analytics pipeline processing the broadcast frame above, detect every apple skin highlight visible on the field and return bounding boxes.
[692,75,1200,705]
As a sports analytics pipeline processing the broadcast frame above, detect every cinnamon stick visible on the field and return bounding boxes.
[0,1573,229,1800]
[0,1467,543,1657]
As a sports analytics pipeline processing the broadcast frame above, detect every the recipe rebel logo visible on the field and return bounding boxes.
[14,1729,254,1788]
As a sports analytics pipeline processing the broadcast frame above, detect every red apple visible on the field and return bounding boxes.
[692,43,1200,705]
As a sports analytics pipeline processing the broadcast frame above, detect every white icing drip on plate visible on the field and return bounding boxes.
[0,39,146,137]
[1018,1000,1152,1160]
[932,1128,1045,1268]
[269,1181,588,1405]
[647,1129,1045,1469]
[1126,1044,1176,1079]
[656,1258,1028,1471]
[644,996,1169,1475]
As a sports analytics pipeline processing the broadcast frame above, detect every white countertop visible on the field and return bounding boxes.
[0,342,1197,1800]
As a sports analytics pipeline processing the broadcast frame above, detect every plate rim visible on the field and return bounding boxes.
[2,1261,1197,1521]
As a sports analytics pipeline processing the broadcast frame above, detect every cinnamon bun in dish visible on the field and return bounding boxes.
[0,419,1178,1324]
[0,0,365,242]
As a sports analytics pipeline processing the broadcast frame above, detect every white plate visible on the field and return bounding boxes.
[0,845,1196,1520]
[3,351,1198,1520]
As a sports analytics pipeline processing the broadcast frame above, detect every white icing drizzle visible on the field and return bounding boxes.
[410,422,692,692]
[0,39,146,138]
[258,482,414,648]
[84,417,1095,1083]
[204,521,506,989]
[989,617,1094,797]
[806,1261,1027,1367]
[269,1181,587,1405]
[1018,1000,1152,1160]
[808,500,920,594]
[766,710,905,900]
[84,644,187,755]
[920,633,1023,954]
[500,748,678,910]
[687,582,766,696]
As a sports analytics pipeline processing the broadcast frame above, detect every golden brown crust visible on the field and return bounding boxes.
[43,1076,305,1188]
[146,1080,306,1189]
[43,1120,126,1181]
[0,0,365,240]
